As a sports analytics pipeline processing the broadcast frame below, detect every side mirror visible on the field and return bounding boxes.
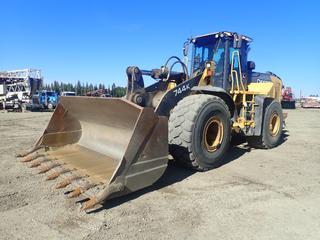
[247,61,255,70]
[183,40,189,56]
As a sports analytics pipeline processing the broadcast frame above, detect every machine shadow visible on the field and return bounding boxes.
[231,129,289,149]
[89,141,252,213]
[279,129,289,145]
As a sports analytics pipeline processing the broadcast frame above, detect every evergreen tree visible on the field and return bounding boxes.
[39,80,126,97]
[76,80,82,95]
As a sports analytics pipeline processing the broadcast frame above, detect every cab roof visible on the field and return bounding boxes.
[192,31,253,43]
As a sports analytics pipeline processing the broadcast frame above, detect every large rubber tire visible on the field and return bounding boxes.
[169,95,231,171]
[247,100,283,149]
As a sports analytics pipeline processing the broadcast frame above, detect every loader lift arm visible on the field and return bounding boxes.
[125,56,188,108]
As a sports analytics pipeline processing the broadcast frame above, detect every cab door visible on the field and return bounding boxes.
[228,40,249,92]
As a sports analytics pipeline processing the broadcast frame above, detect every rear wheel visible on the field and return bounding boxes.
[169,95,231,171]
[247,100,283,148]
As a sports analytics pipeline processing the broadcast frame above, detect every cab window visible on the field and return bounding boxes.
[213,40,225,75]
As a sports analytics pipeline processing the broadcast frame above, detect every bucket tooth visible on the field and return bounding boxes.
[28,156,51,168]
[29,160,41,168]
[46,167,71,181]
[80,197,98,211]
[21,155,34,163]
[55,175,80,189]
[67,187,83,198]
[55,179,72,189]
[38,161,60,174]
[46,171,60,180]
[68,182,97,198]
[80,182,124,211]
[17,151,29,158]
[16,146,42,157]
[21,152,43,162]
[38,166,51,174]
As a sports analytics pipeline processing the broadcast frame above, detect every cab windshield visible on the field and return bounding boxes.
[192,36,225,76]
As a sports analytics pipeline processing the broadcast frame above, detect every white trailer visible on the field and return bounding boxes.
[0,69,43,111]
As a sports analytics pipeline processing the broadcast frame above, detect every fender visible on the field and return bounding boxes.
[191,86,235,117]
[246,96,274,136]
[155,74,202,117]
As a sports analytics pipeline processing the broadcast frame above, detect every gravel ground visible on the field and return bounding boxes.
[0,108,319,240]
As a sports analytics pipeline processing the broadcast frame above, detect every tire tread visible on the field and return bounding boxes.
[169,94,229,171]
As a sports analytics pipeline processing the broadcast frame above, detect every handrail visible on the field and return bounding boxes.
[230,50,245,92]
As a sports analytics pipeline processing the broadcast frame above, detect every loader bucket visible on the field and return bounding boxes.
[18,96,168,210]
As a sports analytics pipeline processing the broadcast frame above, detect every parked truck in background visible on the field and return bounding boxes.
[281,86,296,109]
[28,90,58,111]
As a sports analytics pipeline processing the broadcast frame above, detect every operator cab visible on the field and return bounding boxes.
[187,32,253,90]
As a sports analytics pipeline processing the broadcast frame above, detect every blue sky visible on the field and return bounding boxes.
[0,0,319,96]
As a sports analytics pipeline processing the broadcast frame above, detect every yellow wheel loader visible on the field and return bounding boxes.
[18,31,283,211]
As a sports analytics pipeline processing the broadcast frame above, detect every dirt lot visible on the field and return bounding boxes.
[0,108,319,240]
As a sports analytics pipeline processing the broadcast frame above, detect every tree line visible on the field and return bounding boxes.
[41,80,126,97]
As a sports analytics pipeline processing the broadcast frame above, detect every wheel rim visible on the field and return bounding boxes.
[269,112,280,136]
[203,117,224,152]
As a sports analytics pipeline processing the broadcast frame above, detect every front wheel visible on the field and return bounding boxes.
[169,95,231,171]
